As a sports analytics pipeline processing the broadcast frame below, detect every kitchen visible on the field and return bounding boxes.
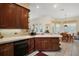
[0,3,79,56]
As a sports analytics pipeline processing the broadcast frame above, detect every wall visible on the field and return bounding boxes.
[29,16,79,34]
[29,16,54,34]
[16,3,29,9]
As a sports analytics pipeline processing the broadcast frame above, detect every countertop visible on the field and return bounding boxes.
[0,34,62,44]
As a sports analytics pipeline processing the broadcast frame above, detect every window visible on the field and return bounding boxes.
[53,24,60,34]
[64,23,76,33]
[52,23,76,34]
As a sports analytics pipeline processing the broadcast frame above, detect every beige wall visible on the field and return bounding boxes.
[16,3,29,9]
[29,17,79,34]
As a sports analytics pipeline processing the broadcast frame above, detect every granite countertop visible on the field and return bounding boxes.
[0,34,62,44]
[34,34,62,37]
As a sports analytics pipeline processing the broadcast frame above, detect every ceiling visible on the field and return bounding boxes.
[29,3,79,20]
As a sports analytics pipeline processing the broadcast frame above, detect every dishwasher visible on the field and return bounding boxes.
[13,40,28,56]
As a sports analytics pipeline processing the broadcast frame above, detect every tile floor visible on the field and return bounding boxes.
[28,40,79,56]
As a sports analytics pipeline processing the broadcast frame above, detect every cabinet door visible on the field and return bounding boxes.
[27,38,34,54]
[0,43,14,56]
[0,3,16,28]
[30,38,35,51]
[35,38,51,50]
[7,4,17,28]
[50,38,60,50]
[0,4,8,28]
[35,39,44,50]
[13,4,22,28]
[21,8,29,29]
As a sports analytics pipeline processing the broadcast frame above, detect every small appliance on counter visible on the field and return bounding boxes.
[30,31,36,35]
[29,28,36,35]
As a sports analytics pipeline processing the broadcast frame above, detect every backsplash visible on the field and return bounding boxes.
[0,29,29,37]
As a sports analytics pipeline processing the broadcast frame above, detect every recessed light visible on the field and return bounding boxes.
[36,5,39,8]
[53,4,58,8]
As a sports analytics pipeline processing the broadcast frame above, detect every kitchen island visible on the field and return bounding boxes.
[35,35,62,51]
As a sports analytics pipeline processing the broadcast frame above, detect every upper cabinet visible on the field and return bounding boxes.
[0,3,30,29]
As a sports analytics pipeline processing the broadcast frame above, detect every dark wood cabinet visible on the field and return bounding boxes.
[0,38,35,56]
[0,43,14,56]
[35,37,61,51]
[0,36,61,56]
[0,3,30,29]
[27,38,35,54]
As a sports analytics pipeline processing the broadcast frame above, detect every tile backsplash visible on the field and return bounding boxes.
[0,29,29,37]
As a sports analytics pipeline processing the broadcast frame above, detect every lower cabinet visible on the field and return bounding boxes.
[35,37,60,51]
[0,37,60,56]
[35,38,51,51]
[0,39,35,56]
[0,43,14,56]
[26,38,35,54]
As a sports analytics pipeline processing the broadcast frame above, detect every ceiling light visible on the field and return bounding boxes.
[53,4,57,8]
[36,5,39,8]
